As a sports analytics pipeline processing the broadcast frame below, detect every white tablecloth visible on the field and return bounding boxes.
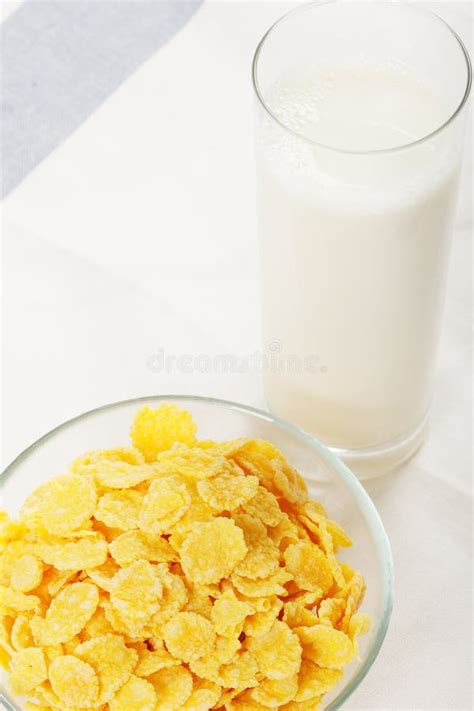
[2,2,472,709]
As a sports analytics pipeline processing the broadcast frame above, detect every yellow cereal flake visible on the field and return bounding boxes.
[86,558,120,592]
[295,661,343,702]
[163,611,215,662]
[9,647,47,694]
[75,633,138,703]
[243,487,285,527]
[283,541,333,594]
[139,475,191,534]
[337,568,366,632]
[283,600,319,629]
[0,585,40,612]
[110,561,162,636]
[197,474,259,512]
[211,591,254,637]
[268,516,300,548]
[298,514,345,588]
[168,493,216,550]
[153,447,232,480]
[348,612,371,656]
[39,534,107,571]
[92,461,156,489]
[20,474,96,536]
[34,582,99,645]
[183,581,214,620]
[9,554,43,594]
[48,654,99,707]
[95,490,143,530]
[71,447,145,472]
[227,692,269,710]
[271,459,308,505]
[46,569,77,597]
[189,635,241,682]
[295,625,354,669]
[251,673,299,707]
[243,597,283,638]
[82,605,115,639]
[317,597,345,628]
[197,437,249,457]
[151,570,188,625]
[234,539,280,580]
[248,620,302,680]
[219,649,259,689]
[181,680,221,711]
[181,518,247,584]
[109,675,156,711]
[1,404,367,710]
[135,640,180,676]
[283,701,323,710]
[231,567,292,598]
[10,615,33,650]
[131,403,197,461]
[150,665,193,710]
[108,530,177,568]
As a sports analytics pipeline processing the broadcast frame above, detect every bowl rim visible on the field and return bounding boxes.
[0,394,394,710]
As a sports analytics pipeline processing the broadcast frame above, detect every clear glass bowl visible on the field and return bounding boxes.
[0,395,393,710]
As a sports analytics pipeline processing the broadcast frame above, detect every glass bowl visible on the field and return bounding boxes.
[0,395,393,710]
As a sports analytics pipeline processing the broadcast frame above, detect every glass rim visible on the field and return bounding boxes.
[252,0,472,156]
[1,393,394,711]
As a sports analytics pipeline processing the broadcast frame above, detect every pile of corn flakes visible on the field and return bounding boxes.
[0,403,369,710]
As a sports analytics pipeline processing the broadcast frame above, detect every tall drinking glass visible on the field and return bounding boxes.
[253,1,471,478]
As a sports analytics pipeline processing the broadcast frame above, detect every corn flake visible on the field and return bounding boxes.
[92,461,156,489]
[243,487,285,527]
[248,620,302,680]
[135,639,180,676]
[109,675,156,711]
[95,490,143,530]
[109,530,178,566]
[20,474,96,536]
[151,570,188,625]
[150,665,193,710]
[39,534,107,571]
[48,654,99,707]
[163,611,215,662]
[197,474,259,512]
[181,518,247,584]
[9,647,47,695]
[153,447,232,481]
[75,633,138,703]
[131,403,197,461]
[295,625,354,669]
[139,475,191,534]
[0,586,39,612]
[211,591,253,637]
[284,541,333,594]
[71,447,145,472]
[10,615,33,650]
[251,673,299,707]
[295,661,342,702]
[219,649,259,689]
[110,561,162,636]
[231,567,292,598]
[34,582,99,645]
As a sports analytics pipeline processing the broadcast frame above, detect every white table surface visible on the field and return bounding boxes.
[1,2,472,709]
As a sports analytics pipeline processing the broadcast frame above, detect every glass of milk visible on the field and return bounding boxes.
[253,1,471,478]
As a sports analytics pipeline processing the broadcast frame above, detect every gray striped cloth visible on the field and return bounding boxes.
[1,0,203,198]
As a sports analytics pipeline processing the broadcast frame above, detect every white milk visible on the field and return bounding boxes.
[257,67,460,451]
